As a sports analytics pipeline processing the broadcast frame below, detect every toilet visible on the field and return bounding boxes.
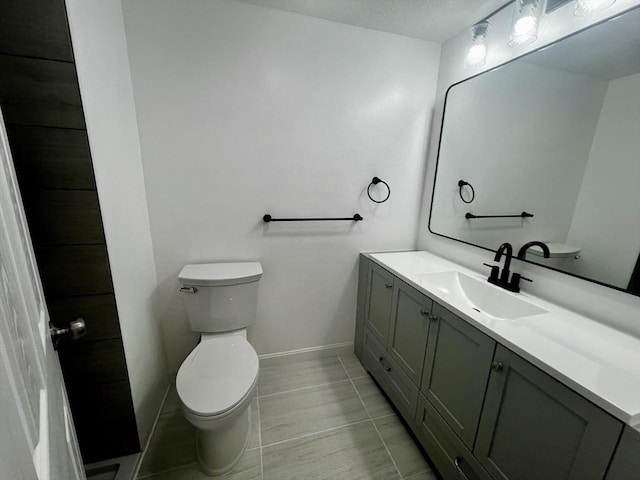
[176,262,262,476]
[525,241,581,270]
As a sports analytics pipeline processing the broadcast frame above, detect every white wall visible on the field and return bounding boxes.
[567,72,640,288]
[65,0,168,445]
[417,0,640,337]
[121,0,440,374]
[430,62,606,250]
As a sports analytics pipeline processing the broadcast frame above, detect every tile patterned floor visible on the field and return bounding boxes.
[137,354,437,479]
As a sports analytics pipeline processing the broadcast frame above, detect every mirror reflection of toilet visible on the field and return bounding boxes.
[176,262,262,476]
[526,242,581,270]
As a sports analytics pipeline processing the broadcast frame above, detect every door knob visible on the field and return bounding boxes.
[50,318,86,349]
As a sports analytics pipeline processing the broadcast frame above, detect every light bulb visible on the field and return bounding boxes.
[509,0,541,47]
[465,21,490,67]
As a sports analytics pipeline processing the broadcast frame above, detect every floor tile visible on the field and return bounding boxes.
[137,411,196,477]
[374,415,432,478]
[404,471,439,480]
[194,449,262,480]
[161,384,180,414]
[140,449,261,480]
[138,463,196,480]
[260,380,368,445]
[248,398,260,450]
[352,375,395,419]
[340,353,368,379]
[262,421,400,480]
[258,357,348,396]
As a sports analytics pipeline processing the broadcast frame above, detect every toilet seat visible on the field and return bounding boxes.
[177,336,259,418]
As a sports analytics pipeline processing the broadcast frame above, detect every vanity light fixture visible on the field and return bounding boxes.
[465,21,490,67]
[509,0,543,46]
[574,0,616,16]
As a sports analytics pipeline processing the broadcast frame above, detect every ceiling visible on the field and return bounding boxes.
[234,0,508,43]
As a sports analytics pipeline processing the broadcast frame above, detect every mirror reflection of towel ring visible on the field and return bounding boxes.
[367,177,391,203]
[458,180,475,204]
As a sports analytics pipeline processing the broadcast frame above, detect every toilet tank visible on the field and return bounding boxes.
[178,262,262,333]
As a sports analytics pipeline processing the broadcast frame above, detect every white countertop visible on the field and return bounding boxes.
[367,250,640,429]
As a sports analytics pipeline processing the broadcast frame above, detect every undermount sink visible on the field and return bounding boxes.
[415,271,548,320]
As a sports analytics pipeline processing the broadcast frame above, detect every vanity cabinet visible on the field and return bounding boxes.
[422,303,495,449]
[475,345,623,480]
[355,255,627,480]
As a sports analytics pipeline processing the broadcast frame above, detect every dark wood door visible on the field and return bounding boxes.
[0,0,139,463]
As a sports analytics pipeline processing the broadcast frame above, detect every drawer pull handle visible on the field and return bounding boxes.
[454,457,471,480]
[378,356,392,372]
[385,282,393,289]
[491,361,504,372]
[420,308,430,317]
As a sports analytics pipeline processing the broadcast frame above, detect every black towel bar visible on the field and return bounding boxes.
[465,211,533,219]
[263,214,363,222]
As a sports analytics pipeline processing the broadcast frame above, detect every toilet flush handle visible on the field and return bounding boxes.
[179,286,198,294]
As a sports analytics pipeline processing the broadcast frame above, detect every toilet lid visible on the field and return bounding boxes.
[176,337,259,417]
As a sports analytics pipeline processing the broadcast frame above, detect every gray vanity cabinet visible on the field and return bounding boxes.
[388,280,432,385]
[422,303,495,449]
[363,263,395,345]
[475,345,623,480]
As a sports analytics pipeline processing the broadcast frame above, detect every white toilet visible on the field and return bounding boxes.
[176,262,262,476]
[525,241,581,270]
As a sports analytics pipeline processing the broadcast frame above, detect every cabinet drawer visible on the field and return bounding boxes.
[362,328,419,420]
[415,394,491,480]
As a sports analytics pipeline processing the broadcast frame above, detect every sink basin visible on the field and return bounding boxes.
[416,271,548,320]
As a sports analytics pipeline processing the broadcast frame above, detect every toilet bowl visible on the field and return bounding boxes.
[176,262,262,476]
[177,331,259,475]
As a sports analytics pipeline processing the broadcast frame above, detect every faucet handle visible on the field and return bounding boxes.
[482,263,499,281]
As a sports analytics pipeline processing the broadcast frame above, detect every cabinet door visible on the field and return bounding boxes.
[475,345,622,480]
[422,303,495,449]
[605,426,640,480]
[364,263,395,345]
[388,280,432,385]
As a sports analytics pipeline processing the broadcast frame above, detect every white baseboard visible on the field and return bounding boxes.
[258,342,354,367]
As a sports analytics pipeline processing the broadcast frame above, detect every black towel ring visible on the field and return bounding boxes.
[367,177,391,204]
[458,180,475,204]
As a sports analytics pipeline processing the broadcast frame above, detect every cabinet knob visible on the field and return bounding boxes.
[419,308,430,317]
[491,361,504,372]
[429,314,438,321]
[378,356,392,372]
[385,282,393,289]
